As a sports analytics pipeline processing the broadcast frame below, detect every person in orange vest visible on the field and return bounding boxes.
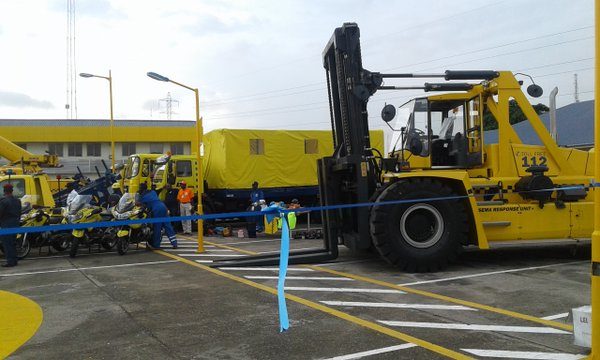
[177,181,194,234]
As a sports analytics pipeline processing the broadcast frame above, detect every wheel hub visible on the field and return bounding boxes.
[400,203,444,248]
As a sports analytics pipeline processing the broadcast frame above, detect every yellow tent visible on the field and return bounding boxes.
[203,129,384,189]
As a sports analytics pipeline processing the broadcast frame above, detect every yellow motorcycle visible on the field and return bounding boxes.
[66,194,116,258]
[111,193,152,255]
[14,205,70,259]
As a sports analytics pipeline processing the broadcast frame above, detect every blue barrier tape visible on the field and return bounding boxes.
[0,182,592,333]
[0,184,590,236]
[278,215,290,332]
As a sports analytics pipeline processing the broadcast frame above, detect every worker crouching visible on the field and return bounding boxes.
[138,183,178,249]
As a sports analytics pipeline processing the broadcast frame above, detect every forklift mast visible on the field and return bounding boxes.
[319,22,380,251]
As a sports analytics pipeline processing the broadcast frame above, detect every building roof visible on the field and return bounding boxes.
[484,100,594,147]
[0,119,196,127]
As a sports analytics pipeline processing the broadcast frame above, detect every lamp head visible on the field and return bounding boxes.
[147,72,170,82]
[79,73,94,78]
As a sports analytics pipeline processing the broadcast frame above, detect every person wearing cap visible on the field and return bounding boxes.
[0,183,21,267]
[177,181,194,235]
[138,182,178,249]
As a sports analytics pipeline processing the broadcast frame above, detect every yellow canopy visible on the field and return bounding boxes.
[203,129,384,189]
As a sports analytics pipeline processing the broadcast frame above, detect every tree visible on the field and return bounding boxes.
[483,100,549,130]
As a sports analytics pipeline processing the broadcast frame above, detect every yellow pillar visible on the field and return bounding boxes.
[194,88,204,253]
[592,0,600,357]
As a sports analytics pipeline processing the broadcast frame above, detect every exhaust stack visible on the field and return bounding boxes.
[549,87,559,142]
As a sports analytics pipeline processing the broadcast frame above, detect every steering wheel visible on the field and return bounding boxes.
[410,128,426,136]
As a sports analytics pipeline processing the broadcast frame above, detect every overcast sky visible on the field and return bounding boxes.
[0,0,594,134]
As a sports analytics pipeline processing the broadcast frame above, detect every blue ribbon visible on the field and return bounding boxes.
[0,183,592,333]
[278,213,290,332]
[262,204,290,331]
[0,184,589,236]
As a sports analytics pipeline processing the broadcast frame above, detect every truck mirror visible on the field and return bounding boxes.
[527,84,543,98]
[381,104,396,122]
[168,174,176,185]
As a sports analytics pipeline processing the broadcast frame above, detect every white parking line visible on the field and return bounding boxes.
[461,349,586,359]
[195,260,214,264]
[377,321,570,334]
[21,250,141,261]
[320,301,476,311]
[0,260,178,277]
[320,343,417,360]
[245,276,354,281]
[285,287,405,294]
[397,261,585,286]
[177,253,245,257]
[541,312,570,320]
[218,267,314,272]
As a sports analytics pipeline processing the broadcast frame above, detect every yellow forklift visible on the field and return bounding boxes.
[216,23,594,271]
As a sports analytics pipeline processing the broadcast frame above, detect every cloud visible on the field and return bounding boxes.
[0,91,54,109]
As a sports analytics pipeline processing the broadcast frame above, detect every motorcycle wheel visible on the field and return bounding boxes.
[102,238,117,250]
[117,237,129,255]
[69,236,79,258]
[16,234,31,260]
[52,234,71,252]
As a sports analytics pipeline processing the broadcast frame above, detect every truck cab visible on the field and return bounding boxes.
[0,173,55,208]
[151,154,198,200]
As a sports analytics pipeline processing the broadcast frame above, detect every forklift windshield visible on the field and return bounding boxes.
[390,98,429,156]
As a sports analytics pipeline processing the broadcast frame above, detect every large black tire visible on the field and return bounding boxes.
[69,236,79,258]
[116,237,129,255]
[369,178,469,272]
[16,235,31,260]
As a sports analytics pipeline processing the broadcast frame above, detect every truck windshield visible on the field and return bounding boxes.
[125,156,141,179]
[153,165,165,184]
[390,98,429,155]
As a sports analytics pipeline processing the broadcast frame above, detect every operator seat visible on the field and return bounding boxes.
[431,116,454,165]
[449,132,467,166]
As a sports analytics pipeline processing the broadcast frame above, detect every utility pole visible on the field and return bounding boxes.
[159,92,179,120]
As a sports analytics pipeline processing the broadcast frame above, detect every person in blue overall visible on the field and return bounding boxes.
[249,181,264,233]
[138,183,178,249]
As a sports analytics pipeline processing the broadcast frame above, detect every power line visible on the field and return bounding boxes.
[205,58,595,121]
[382,26,592,72]
[202,26,592,108]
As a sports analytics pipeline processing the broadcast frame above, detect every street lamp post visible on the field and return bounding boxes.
[79,71,115,172]
[146,72,204,253]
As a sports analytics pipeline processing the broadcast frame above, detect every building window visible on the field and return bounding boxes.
[122,143,136,156]
[68,143,83,157]
[48,143,63,157]
[87,143,101,157]
[249,139,264,155]
[149,143,164,154]
[16,143,27,150]
[170,143,184,155]
[304,139,318,154]
[176,160,192,177]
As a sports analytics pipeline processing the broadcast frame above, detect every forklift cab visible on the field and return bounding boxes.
[388,95,483,168]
